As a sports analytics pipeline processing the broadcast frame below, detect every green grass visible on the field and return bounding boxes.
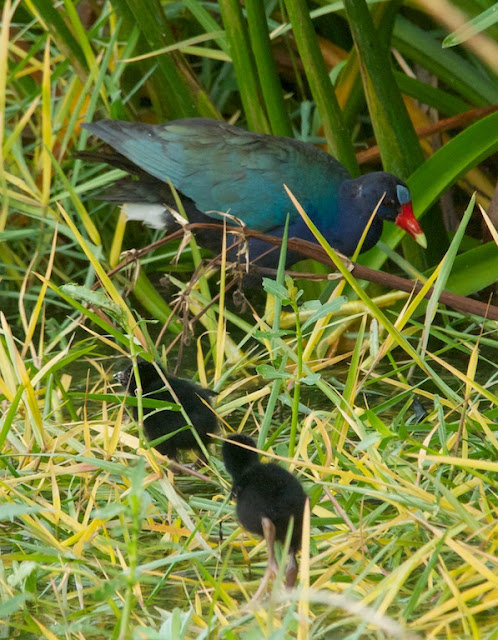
[2,1,498,638]
[1,224,497,638]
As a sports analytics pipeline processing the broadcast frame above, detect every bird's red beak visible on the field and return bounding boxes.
[395,201,427,248]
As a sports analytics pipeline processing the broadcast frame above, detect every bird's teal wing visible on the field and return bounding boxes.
[82,119,351,233]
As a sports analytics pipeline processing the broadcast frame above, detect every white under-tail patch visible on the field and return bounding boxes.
[121,203,168,229]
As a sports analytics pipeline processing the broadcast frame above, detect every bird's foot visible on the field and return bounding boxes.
[250,562,278,602]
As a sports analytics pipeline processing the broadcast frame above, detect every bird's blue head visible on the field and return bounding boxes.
[336,172,426,255]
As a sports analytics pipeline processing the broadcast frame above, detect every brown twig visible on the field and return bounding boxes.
[96,222,498,321]
[356,105,498,164]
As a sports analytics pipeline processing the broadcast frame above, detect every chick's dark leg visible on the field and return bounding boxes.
[285,549,298,588]
[251,516,278,600]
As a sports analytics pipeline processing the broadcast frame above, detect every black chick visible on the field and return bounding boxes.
[116,360,217,460]
[222,434,307,596]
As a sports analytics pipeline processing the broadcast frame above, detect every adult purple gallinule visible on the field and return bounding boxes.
[116,360,217,460]
[82,118,426,270]
[222,434,307,596]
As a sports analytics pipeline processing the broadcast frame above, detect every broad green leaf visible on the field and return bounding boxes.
[262,279,290,301]
[445,242,498,296]
[0,595,30,618]
[256,364,293,380]
[0,504,43,521]
[409,111,498,216]
[301,296,348,330]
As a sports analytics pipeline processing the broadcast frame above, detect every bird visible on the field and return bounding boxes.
[222,433,308,597]
[81,118,426,272]
[115,359,217,460]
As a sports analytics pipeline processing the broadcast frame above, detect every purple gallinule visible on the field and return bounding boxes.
[82,118,426,271]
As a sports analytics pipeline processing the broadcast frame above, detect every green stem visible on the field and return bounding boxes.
[283,0,359,175]
[218,0,270,132]
[246,0,293,137]
[117,459,144,639]
[289,292,302,459]
[343,0,424,178]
